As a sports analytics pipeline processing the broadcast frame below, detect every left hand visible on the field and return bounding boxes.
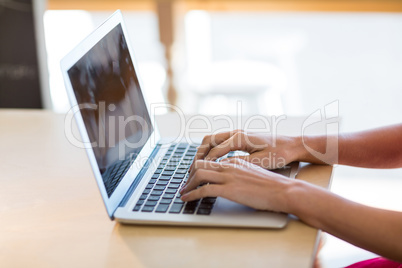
[180,158,293,212]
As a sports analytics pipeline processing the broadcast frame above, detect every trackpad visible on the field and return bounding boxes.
[213,197,266,216]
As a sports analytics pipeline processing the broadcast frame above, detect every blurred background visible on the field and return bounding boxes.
[1,0,402,266]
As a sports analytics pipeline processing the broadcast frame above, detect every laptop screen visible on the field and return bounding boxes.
[67,24,153,197]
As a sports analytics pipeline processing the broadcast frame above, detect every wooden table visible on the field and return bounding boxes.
[0,109,333,267]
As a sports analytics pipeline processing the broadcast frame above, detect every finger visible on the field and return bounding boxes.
[204,133,246,161]
[185,160,226,188]
[181,169,224,195]
[190,130,242,169]
[181,183,223,202]
[187,159,225,184]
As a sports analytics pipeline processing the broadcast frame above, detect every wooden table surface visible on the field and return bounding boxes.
[0,109,333,267]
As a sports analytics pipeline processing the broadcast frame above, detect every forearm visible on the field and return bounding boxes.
[285,180,402,262]
[295,124,402,168]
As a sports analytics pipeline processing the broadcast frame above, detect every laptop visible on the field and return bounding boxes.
[60,10,299,228]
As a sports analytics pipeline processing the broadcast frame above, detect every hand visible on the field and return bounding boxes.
[192,129,301,169]
[181,158,293,212]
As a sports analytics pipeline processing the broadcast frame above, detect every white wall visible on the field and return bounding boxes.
[208,12,402,131]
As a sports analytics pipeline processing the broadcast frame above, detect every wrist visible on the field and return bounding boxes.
[284,179,305,215]
[290,136,309,162]
[284,179,328,229]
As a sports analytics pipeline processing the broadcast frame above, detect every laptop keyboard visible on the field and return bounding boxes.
[132,143,221,215]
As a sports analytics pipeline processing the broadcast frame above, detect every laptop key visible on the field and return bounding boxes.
[158,163,166,169]
[160,198,172,204]
[159,176,171,181]
[133,205,142,211]
[155,204,169,213]
[175,169,187,174]
[148,179,157,184]
[153,185,165,191]
[156,180,169,186]
[169,203,184,213]
[145,200,158,206]
[177,143,188,149]
[170,178,182,184]
[162,171,174,176]
[163,193,175,199]
[165,188,177,194]
[197,208,212,215]
[164,167,176,172]
[139,194,148,200]
[148,196,160,201]
[142,189,151,194]
[178,164,190,169]
[183,200,199,214]
[151,190,163,196]
[201,197,217,204]
[141,206,154,212]
[168,183,180,189]
[199,203,213,209]
[183,206,196,214]
[173,173,185,179]
[174,198,184,204]
[154,168,163,174]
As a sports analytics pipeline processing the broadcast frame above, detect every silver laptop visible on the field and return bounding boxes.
[61,10,298,228]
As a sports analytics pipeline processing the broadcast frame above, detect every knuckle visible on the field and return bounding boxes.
[199,184,209,196]
[208,146,219,156]
[201,135,211,144]
[233,132,243,139]
[193,168,203,178]
[232,133,244,145]
[210,135,220,147]
[194,159,203,167]
[193,169,199,178]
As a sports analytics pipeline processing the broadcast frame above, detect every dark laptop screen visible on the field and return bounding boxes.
[68,24,153,197]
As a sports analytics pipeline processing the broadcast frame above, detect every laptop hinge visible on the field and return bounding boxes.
[116,144,161,210]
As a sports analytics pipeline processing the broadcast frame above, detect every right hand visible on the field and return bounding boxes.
[192,129,302,169]
[182,158,294,212]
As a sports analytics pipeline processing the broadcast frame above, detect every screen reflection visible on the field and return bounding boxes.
[68,24,153,197]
